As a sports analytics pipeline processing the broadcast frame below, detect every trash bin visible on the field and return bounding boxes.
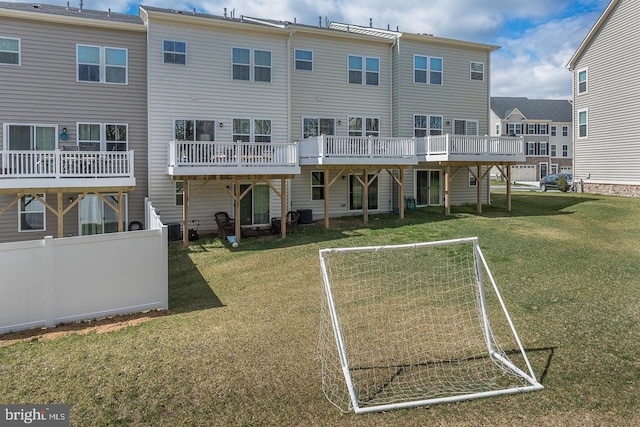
[297,209,313,225]
[405,197,417,211]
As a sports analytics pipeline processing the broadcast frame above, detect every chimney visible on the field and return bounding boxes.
[79,0,83,12]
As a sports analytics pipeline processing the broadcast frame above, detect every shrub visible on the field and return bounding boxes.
[557,175,570,192]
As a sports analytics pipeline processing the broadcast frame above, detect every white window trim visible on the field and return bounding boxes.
[469,172,477,187]
[173,118,216,142]
[577,67,588,95]
[3,123,59,151]
[348,55,379,86]
[302,117,336,139]
[347,173,379,211]
[294,49,313,71]
[453,119,479,136]
[577,108,588,139]
[232,118,272,142]
[76,44,128,85]
[347,116,380,137]
[18,194,46,232]
[231,47,272,83]
[175,181,184,206]
[76,123,129,151]
[162,40,187,65]
[470,61,484,81]
[414,55,444,85]
[0,36,21,66]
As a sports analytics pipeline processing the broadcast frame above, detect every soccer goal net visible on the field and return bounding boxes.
[319,237,543,414]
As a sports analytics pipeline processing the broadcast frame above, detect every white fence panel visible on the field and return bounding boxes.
[0,225,168,335]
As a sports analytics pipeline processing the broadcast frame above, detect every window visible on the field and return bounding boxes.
[19,194,45,232]
[551,144,557,157]
[416,170,441,206]
[414,55,443,85]
[578,109,588,138]
[254,119,272,142]
[349,174,378,210]
[527,124,536,135]
[562,126,568,137]
[414,55,427,83]
[551,126,557,136]
[295,49,312,71]
[429,57,443,85]
[496,124,500,135]
[469,172,477,187]
[311,171,324,200]
[254,50,271,82]
[232,48,271,82]
[175,181,184,206]
[348,117,379,136]
[539,124,548,135]
[6,124,56,150]
[526,142,548,155]
[562,144,569,157]
[303,118,335,138]
[80,194,127,235]
[174,120,214,141]
[78,123,128,151]
[0,37,20,65]
[77,45,127,84]
[578,68,587,94]
[470,61,484,81]
[232,119,271,142]
[348,55,379,86]
[239,184,269,226]
[163,40,186,65]
[232,48,250,80]
[453,119,478,136]
[414,114,443,136]
[507,123,522,135]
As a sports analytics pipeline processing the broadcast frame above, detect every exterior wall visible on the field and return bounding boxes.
[393,37,492,138]
[0,15,147,242]
[144,13,290,230]
[572,0,640,190]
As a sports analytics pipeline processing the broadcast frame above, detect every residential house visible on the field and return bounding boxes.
[566,0,640,196]
[490,97,572,181]
[0,2,147,242]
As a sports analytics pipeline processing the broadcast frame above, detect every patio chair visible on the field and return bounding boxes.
[214,211,235,238]
[271,211,300,235]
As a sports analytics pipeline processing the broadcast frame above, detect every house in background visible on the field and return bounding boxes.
[566,0,640,197]
[490,97,572,182]
[0,2,147,243]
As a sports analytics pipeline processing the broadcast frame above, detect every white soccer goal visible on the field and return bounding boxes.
[319,237,543,414]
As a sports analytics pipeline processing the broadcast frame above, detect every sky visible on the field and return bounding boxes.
[10,0,611,99]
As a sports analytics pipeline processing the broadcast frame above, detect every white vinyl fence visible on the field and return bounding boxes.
[0,200,167,334]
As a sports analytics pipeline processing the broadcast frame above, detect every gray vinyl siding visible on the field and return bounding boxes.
[394,38,491,138]
[290,32,392,140]
[145,16,290,228]
[0,16,147,243]
[572,0,640,184]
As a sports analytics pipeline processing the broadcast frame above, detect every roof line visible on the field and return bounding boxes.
[566,0,619,70]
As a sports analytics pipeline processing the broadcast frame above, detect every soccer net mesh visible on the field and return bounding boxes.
[319,237,542,414]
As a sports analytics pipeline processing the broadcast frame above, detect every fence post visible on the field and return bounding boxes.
[43,236,55,328]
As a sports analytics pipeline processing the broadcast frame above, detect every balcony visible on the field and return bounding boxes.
[0,150,136,190]
[416,135,525,163]
[167,141,300,176]
[299,135,417,166]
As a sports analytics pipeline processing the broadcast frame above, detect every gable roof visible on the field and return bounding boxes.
[490,97,572,122]
[566,0,619,70]
[0,1,143,27]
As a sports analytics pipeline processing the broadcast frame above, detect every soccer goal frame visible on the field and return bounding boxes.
[319,237,543,414]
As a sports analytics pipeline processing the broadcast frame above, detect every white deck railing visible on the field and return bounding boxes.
[0,150,134,179]
[167,141,298,168]
[415,135,524,157]
[299,135,415,159]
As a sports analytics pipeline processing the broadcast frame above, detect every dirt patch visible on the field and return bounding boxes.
[0,309,168,347]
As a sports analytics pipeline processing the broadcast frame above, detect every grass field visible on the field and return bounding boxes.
[1,191,639,426]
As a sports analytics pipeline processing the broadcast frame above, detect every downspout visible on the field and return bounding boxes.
[487,49,493,206]
[287,29,294,211]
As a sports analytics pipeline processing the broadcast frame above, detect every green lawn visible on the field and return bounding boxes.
[1,191,639,426]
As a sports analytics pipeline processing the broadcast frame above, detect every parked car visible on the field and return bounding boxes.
[540,173,573,192]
